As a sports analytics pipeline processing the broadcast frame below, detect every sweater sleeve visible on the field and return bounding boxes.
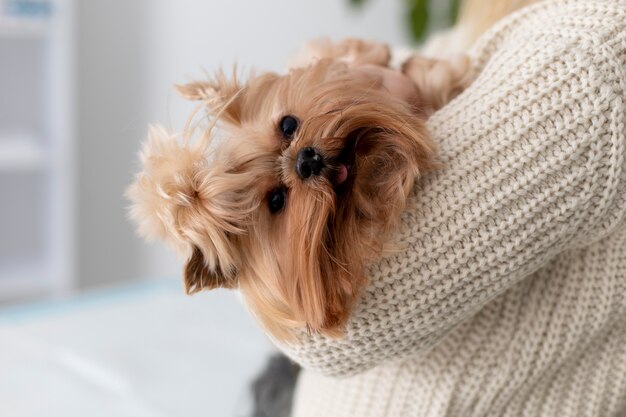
[276,1,626,376]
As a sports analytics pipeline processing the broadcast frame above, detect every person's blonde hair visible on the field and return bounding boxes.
[458,0,541,45]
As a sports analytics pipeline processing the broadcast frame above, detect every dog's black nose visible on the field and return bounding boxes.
[296,147,324,179]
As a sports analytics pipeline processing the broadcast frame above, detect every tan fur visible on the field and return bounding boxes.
[402,54,474,115]
[128,40,473,341]
[287,38,391,70]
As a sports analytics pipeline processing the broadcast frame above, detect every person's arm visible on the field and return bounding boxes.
[275,1,626,376]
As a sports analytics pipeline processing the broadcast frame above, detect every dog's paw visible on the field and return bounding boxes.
[288,38,391,70]
[402,53,475,114]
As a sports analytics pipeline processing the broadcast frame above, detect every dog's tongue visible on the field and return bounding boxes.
[335,164,348,186]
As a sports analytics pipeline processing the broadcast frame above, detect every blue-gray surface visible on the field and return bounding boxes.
[0,279,274,417]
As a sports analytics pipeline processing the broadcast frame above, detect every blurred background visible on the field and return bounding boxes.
[0,0,455,416]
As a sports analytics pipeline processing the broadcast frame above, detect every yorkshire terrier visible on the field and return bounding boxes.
[127,38,472,340]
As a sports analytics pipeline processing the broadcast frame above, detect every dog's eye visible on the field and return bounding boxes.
[279,115,298,139]
[268,187,286,214]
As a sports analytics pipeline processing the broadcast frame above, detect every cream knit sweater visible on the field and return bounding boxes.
[275,1,626,416]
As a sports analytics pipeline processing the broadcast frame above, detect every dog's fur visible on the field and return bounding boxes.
[127,39,472,341]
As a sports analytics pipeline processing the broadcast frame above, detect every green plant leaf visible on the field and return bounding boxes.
[449,0,461,25]
[408,0,429,42]
[349,0,367,7]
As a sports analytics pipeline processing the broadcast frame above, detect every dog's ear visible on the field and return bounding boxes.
[184,246,238,293]
[176,70,245,126]
[402,54,474,117]
[127,127,245,295]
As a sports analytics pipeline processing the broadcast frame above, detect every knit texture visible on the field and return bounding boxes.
[277,1,626,416]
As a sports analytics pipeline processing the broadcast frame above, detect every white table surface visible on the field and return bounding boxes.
[0,280,275,417]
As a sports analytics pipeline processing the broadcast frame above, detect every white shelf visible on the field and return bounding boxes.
[0,136,46,170]
[0,17,50,39]
[0,0,74,303]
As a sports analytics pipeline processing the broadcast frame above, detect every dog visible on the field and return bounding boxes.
[127,39,472,341]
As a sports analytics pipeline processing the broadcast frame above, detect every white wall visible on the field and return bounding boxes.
[77,0,410,288]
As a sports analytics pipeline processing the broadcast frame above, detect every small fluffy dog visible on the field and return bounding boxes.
[127,39,472,340]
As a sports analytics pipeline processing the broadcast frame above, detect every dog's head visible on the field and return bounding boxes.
[127,59,436,340]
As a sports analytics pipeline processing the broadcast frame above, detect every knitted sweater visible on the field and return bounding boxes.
[276,1,626,416]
